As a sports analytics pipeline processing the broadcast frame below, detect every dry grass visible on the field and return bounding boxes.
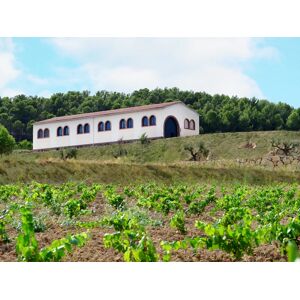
[1,130,300,185]
[1,156,300,185]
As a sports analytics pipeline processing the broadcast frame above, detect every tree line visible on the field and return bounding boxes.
[0,88,300,142]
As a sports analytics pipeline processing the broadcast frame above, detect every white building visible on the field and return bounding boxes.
[33,101,199,150]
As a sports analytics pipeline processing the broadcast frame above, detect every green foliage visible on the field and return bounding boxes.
[112,139,128,158]
[103,211,158,262]
[104,231,158,262]
[16,140,32,150]
[3,182,300,262]
[15,206,40,261]
[188,187,216,215]
[170,210,186,234]
[63,184,101,218]
[286,111,300,131]
[0,88,298,143]
[160,239,191,262]
[0,220,10,243]
[64,198,88,219]
[39,232,88,262]
[140,133,150,145]
[60,148,78,160]
[104,186,125,210]
[287,241,300,262]
[0,125,16,156]
[0,185,20,202]
[15,205,89,262]
[136,186,183,216]
[195,213,257,260]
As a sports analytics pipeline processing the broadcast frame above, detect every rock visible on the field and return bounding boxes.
[272,156,280,163]
[256,158,262,165]
[262,159,274,167]
[277,160,284,167]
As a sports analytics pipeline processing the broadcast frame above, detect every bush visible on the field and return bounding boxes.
[0,125,16,156]
[140,133,150,145]
[17,140,32,150]
[60,148,78,160]
[112,139,127,158]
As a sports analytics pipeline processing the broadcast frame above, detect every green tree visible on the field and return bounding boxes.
[286,111,300,130]
[0,88,299,141]
[0,125,16,156]
[205,110,220,132]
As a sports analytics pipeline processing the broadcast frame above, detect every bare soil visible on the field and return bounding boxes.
[0,194,287,262]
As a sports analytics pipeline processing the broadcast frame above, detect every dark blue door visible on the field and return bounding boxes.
[164,116,179,138]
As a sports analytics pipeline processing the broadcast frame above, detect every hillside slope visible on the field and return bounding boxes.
[1,130,300,185]
[16,130,300,162]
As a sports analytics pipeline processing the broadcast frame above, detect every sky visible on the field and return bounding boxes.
[0,37,300,108]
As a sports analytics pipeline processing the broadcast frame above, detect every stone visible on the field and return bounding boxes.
[272,156,280,163]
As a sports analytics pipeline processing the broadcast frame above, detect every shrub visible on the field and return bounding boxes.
[66,148,78,159]
[112,139,127,158]
[60,148,78,160]
[16,206,89,262]
[0,125,16,156]
[17,140,32,150]
[140,133,150,145]
[170,210,186,234]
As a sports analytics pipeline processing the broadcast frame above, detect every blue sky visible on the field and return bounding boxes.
[0,37,300,108]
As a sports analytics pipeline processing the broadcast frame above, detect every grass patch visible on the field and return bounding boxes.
[1,130,300,185]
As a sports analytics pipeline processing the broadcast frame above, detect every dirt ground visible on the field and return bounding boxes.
[0,195,287,262]
[0,223,286,262]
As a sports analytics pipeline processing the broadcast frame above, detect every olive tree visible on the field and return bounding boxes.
[184,141,209,161]
[271,138,299,156]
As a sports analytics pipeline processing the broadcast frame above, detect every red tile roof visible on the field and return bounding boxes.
[34,101,182,125]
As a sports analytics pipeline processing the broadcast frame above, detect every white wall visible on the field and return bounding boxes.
[33,103,199,150]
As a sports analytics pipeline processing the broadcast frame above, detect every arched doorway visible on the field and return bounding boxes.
[164,116,180,138]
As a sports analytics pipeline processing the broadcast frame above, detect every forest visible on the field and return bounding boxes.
[0,87,300,142]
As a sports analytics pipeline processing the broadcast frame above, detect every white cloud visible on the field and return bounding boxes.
[0,38,20,93]
[0,38,54,97]
[83,65,159,91]
[27,74,48,85]
[50,38,278,98]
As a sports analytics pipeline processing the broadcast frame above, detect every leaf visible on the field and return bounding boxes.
[287,241,300,262]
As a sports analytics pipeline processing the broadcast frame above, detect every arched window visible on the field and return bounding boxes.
[184,119,190,129]
[190,119,195,130]
[149,115,156,126]
[44,128,50,138]
[84,123,90,133]
[127,118,133,129]
[120,119,126,129]
[37,129,43,139]
[63,126,69,136]
[77,124,83,134]
[98,122,104,132]
[142,116,148,127]
[105,121,111,131]
[57,127,63,137]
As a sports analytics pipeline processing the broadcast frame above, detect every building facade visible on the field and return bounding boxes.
[33,101,199,150]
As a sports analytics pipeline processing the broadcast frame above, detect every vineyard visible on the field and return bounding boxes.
[0,182,300,262]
